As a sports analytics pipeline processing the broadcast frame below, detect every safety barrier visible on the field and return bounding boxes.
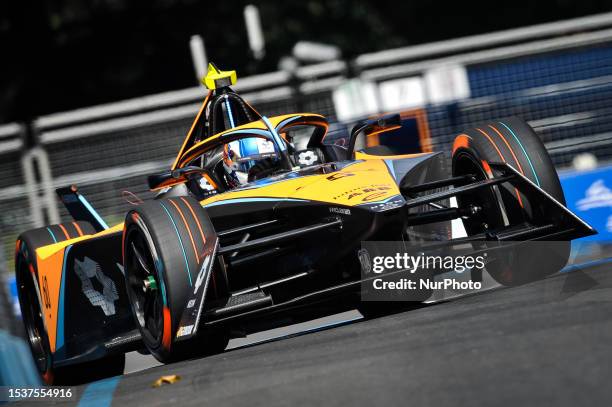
[560,165,612,242]
[0,330,41,386]
[0,274,16,334]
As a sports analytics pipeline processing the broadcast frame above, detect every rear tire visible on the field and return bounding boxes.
[16,222,125,385]
[123,196,229,363]
[451,117,570,285]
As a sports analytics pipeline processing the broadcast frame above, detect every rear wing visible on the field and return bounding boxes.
[56,185,109,232]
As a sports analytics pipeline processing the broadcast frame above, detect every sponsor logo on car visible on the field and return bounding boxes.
[194,254,212,294]
[176,325,194,338]
[74,257,119,316]
[329,207,351,215]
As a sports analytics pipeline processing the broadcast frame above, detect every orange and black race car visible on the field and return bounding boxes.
[15,64,595,384]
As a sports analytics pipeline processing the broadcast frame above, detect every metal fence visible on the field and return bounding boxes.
[1,12,612,281]
[426,43,612,164]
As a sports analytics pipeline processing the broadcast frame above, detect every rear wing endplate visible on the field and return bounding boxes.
[56,185,109,232]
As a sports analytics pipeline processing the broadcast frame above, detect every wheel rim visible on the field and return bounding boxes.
[453,151,505,235]
[17,258,49,374]
[453,151,520,283]
[125,226,164,345]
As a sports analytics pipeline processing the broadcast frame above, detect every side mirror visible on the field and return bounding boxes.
[347,114,402,158]
[147,166,204,190]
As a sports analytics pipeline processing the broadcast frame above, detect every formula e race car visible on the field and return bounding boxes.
[15,64,595,384]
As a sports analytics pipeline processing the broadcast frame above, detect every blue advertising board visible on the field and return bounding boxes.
[560,165,612,242]
[5,276,19,318]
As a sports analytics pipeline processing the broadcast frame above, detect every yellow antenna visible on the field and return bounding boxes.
[202,63,237,90]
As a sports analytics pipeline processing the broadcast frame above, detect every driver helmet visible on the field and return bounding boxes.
[221,137,279,188]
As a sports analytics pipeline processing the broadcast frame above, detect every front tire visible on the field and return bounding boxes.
[123,196,229,363]
[451,117,570,285]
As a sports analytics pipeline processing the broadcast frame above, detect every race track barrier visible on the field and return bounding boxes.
[0,330,40,386]
[560,165,612,242]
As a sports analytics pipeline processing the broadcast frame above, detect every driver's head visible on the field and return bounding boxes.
[220,137,280,188]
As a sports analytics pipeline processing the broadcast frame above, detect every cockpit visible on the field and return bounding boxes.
[147,63,397,200]
[182,119,329,197]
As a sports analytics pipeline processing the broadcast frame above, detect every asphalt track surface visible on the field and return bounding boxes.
[23,257,612,407]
